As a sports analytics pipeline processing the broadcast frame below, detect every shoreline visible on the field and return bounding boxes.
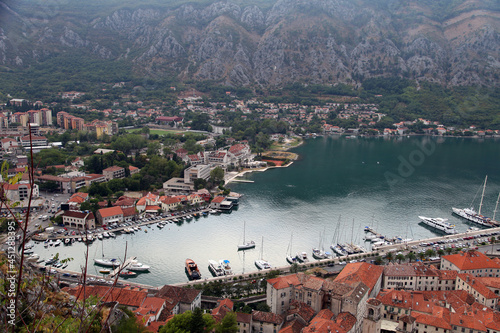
[225,162,294,186]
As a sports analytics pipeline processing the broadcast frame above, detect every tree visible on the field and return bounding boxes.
[406,252,416,263]
[395,253,405,264]
[160,309,214,333]
[385,251,394,263]
[190,307,206,333]
[425,248,436,258]
[214,312,238,333]
[210,167,225,185]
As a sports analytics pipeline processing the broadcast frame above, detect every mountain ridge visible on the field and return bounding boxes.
[0,0,498,87]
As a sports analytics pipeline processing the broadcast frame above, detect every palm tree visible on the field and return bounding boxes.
[374,256,384,265]
[418,252,426,262]
[406,252,417,263]
[437,249,445,257]
[385,251,394,263]
[445,247,453,255]
[425,248,436,259]
[396,253,406,264]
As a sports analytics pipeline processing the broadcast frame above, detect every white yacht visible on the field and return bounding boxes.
[255,259,272,270]
[219,259,233,275]
[208,260,224,276]
[94,258,121,267]
[127,260,150,272]
[295,252,309,263]
[419,216,457,234]
[452,176,499,227]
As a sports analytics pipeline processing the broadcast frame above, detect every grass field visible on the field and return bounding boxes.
[126,129,184,135]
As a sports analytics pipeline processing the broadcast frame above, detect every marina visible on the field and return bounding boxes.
[25,136,500,286]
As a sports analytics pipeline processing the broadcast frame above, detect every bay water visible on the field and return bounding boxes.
[31,136,500,286]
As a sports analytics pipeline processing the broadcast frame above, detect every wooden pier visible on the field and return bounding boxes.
[109,256,137,278]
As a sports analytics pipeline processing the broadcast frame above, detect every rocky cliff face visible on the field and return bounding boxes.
[0,0,498,87]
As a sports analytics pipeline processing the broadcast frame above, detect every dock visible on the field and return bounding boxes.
[109,256,137,278]
[230,179,254,183]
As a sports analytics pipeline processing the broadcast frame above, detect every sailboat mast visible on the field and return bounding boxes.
[479,175,488,215]
[493,192,500,222]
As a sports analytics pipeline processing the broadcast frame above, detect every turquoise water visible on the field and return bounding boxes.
[31,136,500,286]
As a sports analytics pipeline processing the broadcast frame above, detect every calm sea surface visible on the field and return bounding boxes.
[31,136,500,286]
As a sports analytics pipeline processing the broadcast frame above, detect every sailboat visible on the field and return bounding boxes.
[452,176,499,227]
[237,221,256,250]
[331,215,348,257]
[255,236,272,270]
[286,233,297,264]
[312,229,329,260]
[93,238,121,267]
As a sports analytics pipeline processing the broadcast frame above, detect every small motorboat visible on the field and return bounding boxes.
[119,270,137,278]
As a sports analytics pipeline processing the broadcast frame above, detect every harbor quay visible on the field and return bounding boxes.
[23,221,500,289]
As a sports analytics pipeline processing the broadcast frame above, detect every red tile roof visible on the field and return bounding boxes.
[98,206,123,218]
[443,250,500,271]
[103,166,124,172]
[334,262,384,293]
[458,273,499,299]
[211,196,226,204]
[65,285,147,308]
[157,285,201,304]
[252,311,284,325]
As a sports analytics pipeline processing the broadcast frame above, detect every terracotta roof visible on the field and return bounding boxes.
[136,297,165,316]
[443,250,500,271]
[113,196,136,207]
[122,207,137,217]
[211,196,226,204]
[477,276,500,289]
[412,307,452,330]
[98,206,123,218]
[157,285,200,304]
[161,196,181,205]
[63,211,95,220]
[103,166,124,172]
[286,300,316,323]
[66,285,147,308]
[68,192,88,204]
[384,262,439,277]
[268,273,325,291]
[279,320,305,333]
[252,311,284,325]
[458,273,499,299]
[236,312,252,324]
[145,320,166,332]
[334,262,384,293]
[367,298,382,306]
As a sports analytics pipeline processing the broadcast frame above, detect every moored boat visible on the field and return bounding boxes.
[295,252,309,263]
[94,258,121,267]
[418,216,457,234]
[119,270,137,278]
[255,259,272,270]
[312,248,329,260]
[185,258,201,280]
[219,259,233,275]
[208,260,224,277]
[452,176,499,227]
[127,260,150,272]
